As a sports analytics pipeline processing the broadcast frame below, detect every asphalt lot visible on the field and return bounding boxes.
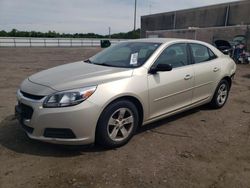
[0,47,250,188]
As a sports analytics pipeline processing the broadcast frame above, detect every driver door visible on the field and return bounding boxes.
[148,43,194,119]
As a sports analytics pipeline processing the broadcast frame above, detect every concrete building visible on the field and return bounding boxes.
[141,0,250,49]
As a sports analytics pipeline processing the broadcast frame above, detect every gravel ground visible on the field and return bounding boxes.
[0,47,250,188]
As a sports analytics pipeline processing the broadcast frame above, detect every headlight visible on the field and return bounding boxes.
[43,86,97,108]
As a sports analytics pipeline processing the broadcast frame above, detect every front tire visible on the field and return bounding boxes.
[96,100,139,148]
[210,79,230,109]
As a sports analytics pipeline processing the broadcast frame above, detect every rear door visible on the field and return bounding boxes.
[189,43,221,103]
[148,43,194,119]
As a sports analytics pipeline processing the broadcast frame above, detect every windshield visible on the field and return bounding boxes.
[88,42,161,68]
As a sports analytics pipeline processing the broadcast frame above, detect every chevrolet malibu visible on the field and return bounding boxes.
[15,38,236,148]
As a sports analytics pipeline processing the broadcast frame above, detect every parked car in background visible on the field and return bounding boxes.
[214,39,250,64]
[233,42,250,64]
[15,38,236,148]
[214,40,233,56]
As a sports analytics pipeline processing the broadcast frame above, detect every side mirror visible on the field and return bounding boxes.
[149,64,172,74]
[100,40,111,48]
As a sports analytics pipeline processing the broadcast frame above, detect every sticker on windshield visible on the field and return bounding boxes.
[130,52,138,65]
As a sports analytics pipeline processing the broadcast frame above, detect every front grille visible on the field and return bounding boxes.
[44,128,76,139]
[21,91,44,100]
[19,103,34,119]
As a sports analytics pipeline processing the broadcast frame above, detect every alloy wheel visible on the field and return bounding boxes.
[217,83,228,106]
[107,108,134,142]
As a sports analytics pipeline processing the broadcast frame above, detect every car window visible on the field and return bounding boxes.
[208,49,217,60]
[155,43,188,68]
[104,47,131,62]
[190,43,216,63]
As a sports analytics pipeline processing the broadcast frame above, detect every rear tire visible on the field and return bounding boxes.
[96,100,139,148]
[210,79,230,109]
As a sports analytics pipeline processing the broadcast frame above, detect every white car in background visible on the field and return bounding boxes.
[15,38,236,148]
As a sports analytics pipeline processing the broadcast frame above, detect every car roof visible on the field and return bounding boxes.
[129,38,199,44]
[126,38,224,57]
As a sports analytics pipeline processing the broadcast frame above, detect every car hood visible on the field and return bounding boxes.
[214,40,232,48]
[28,61,133,91]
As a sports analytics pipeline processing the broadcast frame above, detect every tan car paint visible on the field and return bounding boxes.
[17,38,236,145]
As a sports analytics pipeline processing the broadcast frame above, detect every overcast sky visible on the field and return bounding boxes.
[0,0,239,34]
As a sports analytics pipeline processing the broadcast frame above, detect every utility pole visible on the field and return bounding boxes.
[108,27,111,38]
[134,0,137,31]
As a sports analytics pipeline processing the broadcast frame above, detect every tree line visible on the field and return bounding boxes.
[0,29,140,39]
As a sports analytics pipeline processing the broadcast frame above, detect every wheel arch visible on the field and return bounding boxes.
[221,76,232,89]
[98,95,144,127]
[210,76,231,109]
[211,75,232,103]
[95,95,144,146]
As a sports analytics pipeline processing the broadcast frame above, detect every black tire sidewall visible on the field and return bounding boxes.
[96,100,139,148]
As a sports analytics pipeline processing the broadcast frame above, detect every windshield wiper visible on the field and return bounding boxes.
[96,63,118,67]
[84,59,92,64]
[85,61,126,68]
[84,60,114,67]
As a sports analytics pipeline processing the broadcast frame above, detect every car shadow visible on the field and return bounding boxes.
[0,105,210,156]
[0,115,108,157]
[137,106,202,134]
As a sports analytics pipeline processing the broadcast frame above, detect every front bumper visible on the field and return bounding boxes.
[15,90,101,145]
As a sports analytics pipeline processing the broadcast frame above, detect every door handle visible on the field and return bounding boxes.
[213,67,220,72]
[184,74,192,80]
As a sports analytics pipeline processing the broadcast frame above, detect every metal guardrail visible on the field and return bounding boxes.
[0,37,127,47]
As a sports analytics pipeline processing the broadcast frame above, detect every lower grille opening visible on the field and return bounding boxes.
[19,103,34,119]
[22,124,34,134]
[44,128,76,139]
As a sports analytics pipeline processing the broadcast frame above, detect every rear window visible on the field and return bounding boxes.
[208,49,217,60]
[190,44,217,64]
